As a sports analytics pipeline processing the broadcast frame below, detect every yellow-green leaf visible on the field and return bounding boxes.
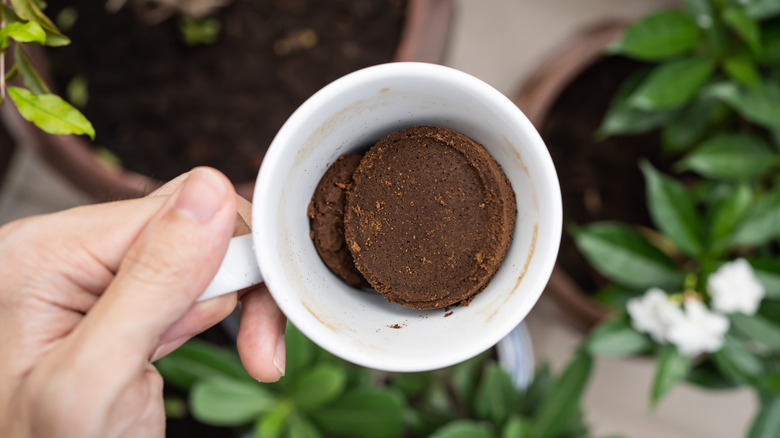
[8,86,94,139]
[0,21,45,49]
[8,0,69,46]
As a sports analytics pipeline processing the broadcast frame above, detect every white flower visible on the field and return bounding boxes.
[666,300,729,356]
[627,288,684,342]
[708,258,766,315]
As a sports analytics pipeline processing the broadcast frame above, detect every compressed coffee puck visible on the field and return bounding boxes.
[344,125,516,309]
[308,154,370,288]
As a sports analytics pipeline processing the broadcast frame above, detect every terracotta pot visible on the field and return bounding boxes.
[2,0,454,201]
[513,22,630,330]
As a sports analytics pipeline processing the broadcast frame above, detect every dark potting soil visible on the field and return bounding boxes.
[46,0,406,183]
[539,56,667,294]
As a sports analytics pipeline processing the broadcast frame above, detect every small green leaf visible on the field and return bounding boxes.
[651,346,692,408]
[593,284,638,311]
[152,339,252,390]
[8,0,69,46]
[473,362,517,426]
[429,420,494,438]
[677,134,776,181]
[722,54,761,89]
[596,68,669,139]
[723,7,762,53]
[311,389,404,438]
[571,223,685,291]
[686,359,739,390]
[0,21,45,49]
[287,412,324,438]
[662,97,726,154]
[711,335,764,386]
[705,81,780,128]
[748,396,780,438]
[255,402,290,438]
[586,316,653,357]
[611,10,700,60]
[14,44,50,95]
[291,364,347,411]
[764,372,780,394]
[641,161,704,258]
[284,323,316,386]
[5,64,19,82]
[450,351,488,409]
[730,313,780,351]
[501,415,532,438]
[730,190,780,246]
[535,350,593,438]
[745,0,780,19]
[751,259,780,298]
[759,300,780,321]
[760,21,780,65]
[190,377,277,426]
[8,86,93,138]
[628,57,714,110]
[708,183,752,254]
[516,363,551,417]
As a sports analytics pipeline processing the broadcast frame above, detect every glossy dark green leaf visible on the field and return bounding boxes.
[291,364,347,411]
[711,335,764,386]
[14,44,49,94]
[628,57,714,110]
[571,223,684,291]
[641,161,704,258]
[311,389,404,438]
[535,350,593,438]
[596,68,669,139]
[722,7,762,53]
[190,377,277,426]
[586,316,653,357]
[730,190,780,246]
[154,339,252,391]
[611,11,700,60]
[429,420,494,438]
[474,362,517,426]
[651,346,693,408]
[748,396,780,438]
[286,412,323,438]
[751,258,780,298]
[708,183,752,254]
[723,54,761,89]
[730,313,780,351]
[706,81,780,128]
[677,134,776,181]
[662,97,726,154]
[501,415,532,438]
[8,0,69,46]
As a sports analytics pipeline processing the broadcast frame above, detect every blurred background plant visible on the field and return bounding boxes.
[0,0,93,137]
[571,0,780,436]
[157,324,605,438]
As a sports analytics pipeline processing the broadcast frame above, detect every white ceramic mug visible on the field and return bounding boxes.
[201,62,562,372]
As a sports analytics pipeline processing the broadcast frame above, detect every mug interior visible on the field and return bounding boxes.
[253,63,561,372]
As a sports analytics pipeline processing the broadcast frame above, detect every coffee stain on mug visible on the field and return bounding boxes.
[485,222,538,324]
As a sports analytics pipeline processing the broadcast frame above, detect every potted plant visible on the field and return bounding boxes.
[2,0,454,201]
[519,0,780,435]
[156,323,607,438]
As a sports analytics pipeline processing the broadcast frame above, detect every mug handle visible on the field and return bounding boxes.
[198,234,264,301]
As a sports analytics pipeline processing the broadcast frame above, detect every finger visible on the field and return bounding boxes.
[69,167,237,372]
[236,283,287,382]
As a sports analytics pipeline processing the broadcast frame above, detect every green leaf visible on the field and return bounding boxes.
[677,134,776,181]
[255,402,290,438]
[287,412,324,438]
[760,21,780,64]
[711,335,764,386]
[722,54,761,89]
[517,363,552,417]
[291,364,347,411]
[586,316,653,357]
[284,323,316,386]
[759,300,780,322]
[392,372,431,399]
[8,0,69,46]
[311,389,404,438]
[730,190,780,246]
[14,44,50,95]
[571,223,685,291]
[730,313,780,351]
[535,350,593,438]
[708,183,752,254]
[706,81,780,128]
[686,359,739,390]
[745,0,780,19]
[651,346,693,408]
[628,57,714,110]
[748,396,780,438]
[752,258,780,298]
[641,161,704,258]
[473,362,518,426]
[501,415,532,438]
[764,372,780,394]
[611,10,700,60]
[722,7,762,53]
[153,339,252,391]
[190,377,277,426]
[596,69,669,139]
[593,284,639,311]
[8,86,93,138]
[450,351,488,409]
[0,21,45,49]
[429,420,494,438]
[662,97,726,154]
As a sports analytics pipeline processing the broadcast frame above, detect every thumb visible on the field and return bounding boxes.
[69,167,238,371]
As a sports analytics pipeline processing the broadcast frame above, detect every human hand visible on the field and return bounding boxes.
[0,168,286,438]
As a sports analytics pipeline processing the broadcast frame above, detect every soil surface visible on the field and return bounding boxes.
[47,0,406,183]
[539,56,666,294]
